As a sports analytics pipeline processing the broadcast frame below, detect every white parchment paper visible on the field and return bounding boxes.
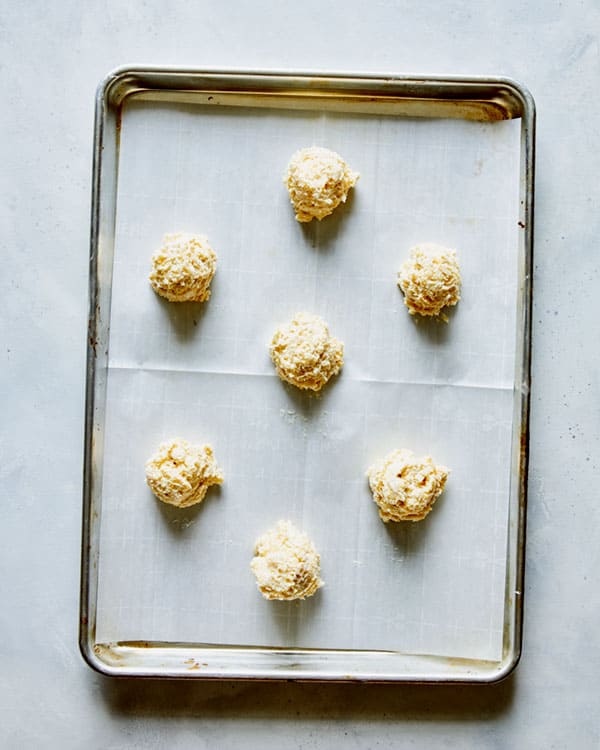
[95,99,521,660]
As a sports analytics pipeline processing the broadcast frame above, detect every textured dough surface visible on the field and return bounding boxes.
[149,232,217,302]
[284,146,359,222]
[398,243,461,319]
[270,312,344,391]
[250,520,323,601]
[145,438,223,508]
[367,448,448,522]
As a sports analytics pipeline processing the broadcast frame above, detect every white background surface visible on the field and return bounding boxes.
[1,1,599,747]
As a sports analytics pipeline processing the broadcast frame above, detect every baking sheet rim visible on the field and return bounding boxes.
[79,66,535,683]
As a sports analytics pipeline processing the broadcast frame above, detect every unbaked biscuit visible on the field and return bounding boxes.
[285,146,359,222]
[250,520,323,601]
[398,243,461,319]
[367,448,448,522]
[145,438,223,508]
[149,232,217,303]
[270,312,344,391]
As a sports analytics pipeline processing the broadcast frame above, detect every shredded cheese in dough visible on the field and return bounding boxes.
[149,233,217,303]
[284,146,359,222]
[251,520,323,601]
[367,448,448,522]
[270,312,344,391]
[145,438,223,508]
[398,243,461,319]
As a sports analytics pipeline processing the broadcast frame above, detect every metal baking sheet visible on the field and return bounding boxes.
[80,67,535,682]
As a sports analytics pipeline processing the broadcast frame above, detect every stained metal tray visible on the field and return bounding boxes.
[80,67,535,682]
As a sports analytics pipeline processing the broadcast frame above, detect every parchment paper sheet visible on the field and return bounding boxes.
[95,100,520,660]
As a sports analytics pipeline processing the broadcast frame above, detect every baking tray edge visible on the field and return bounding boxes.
[79,66,536,683]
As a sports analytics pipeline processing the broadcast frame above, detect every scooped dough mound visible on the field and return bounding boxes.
[397,243,461,319]
[149,232,217,302]
[250,520,323,601]
[285,146,359,222]
[270,312,344,391]
[367,448,448,522]
[145,438,223,508]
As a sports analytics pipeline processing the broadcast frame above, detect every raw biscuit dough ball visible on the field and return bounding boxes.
[270,312,344,392]
[250,520,323,601]
[398,243,461,319]
[149,232,217,302]
[145,438,224,508]
[285,146,359,222]
[367,448,448,522]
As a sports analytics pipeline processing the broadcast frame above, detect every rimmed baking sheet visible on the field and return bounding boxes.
[81,69,534,681]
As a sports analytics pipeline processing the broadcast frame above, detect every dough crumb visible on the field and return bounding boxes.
[367,448,448,522]
[145,438,223,508]
[149,232,217,302]
[270,312,344,391]
[398,243,461,319]
[284,146,359,222]
[250,520,323,601]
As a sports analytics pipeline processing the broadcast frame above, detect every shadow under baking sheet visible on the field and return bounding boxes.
[98,667,516,721]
